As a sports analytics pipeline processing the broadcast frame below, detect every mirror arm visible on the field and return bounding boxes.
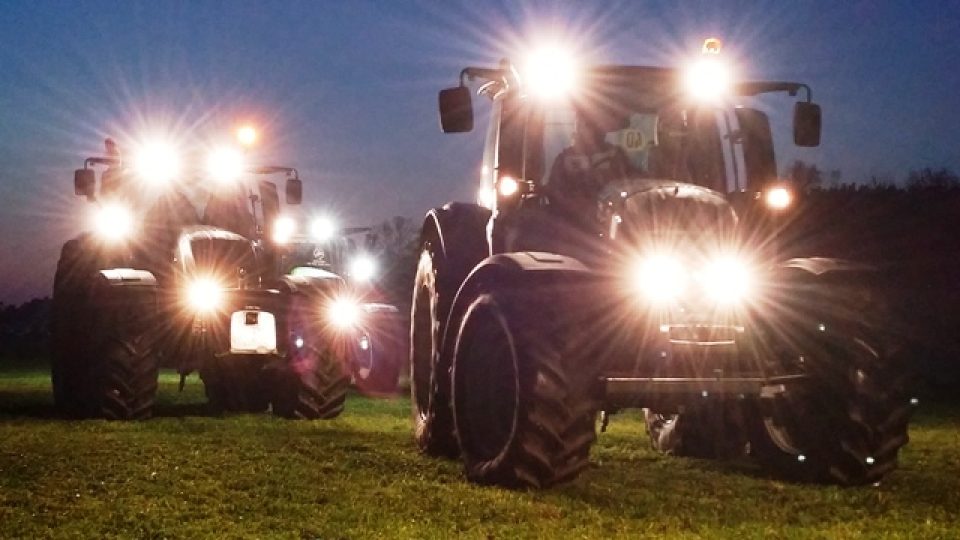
[84,156,120,168]
[459,67,510,88]
[736,81,813,102]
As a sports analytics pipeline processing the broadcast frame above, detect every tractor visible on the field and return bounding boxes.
[51,135,367,419]
[285,221,406,395]
[410,41,914,488]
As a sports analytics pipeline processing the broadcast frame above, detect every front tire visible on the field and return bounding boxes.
[352,311,404,396]
[271,294,349,420]
[452,285,599,488]
[644,403,750,459]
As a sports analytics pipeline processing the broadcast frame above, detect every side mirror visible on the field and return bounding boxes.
[793,102,822,147]
[438,86,473,133]
[74,168,96,198]
[285,177,303,205]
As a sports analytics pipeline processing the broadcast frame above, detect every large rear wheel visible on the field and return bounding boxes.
[751,330,913,485]
[51,239,94,417]
[410,243,459,456]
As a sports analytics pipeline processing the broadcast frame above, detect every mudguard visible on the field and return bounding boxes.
[442,251,596,357]
[421,202,490,264]
[781,257,875,276]
[279,271,345,298]
[98,268,158,288]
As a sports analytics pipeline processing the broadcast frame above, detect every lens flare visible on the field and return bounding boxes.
[523,45,578,100]
[634,254,688,304]
[684,57,731,102]
[273,215,297,244]
[206,146,245,183]
[93,203,135,242]
[328,297,362,329]
[765,186,793,210]
[700,256,754,305]
[132,141,180,185]
[310,216,337,242]
[186,278,223,313]
[236,125,257,147]
[498,176,519,197]
[349,255,378,282]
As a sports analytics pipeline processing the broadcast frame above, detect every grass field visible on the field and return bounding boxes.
[0,366,958,539]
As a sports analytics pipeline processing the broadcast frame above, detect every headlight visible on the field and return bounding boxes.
[699,256,754,305]
[93,203,135,242]
[273,215,297,244]
[764,186,792,210]
[349,255,377,282]
[523,45,578,100]
[633,254,688,304]
[327,297,361,329]
[186,278,223,313]
[206,146,245,183]
[498,176,519,197]
[236,125,257,147]
[684,57,731,102]
[310,216,337,242]
[132,141,180,185]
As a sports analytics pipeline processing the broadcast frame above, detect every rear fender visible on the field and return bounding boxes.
[421,202,490,268]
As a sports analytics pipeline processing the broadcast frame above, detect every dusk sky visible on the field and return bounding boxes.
[1,0,958,303]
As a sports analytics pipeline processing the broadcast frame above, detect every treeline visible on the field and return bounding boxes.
[0,298,50,361]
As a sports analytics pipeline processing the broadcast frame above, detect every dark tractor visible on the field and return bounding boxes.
[52,140,354,420]
[284,223,406,395]
[410,43,914,488]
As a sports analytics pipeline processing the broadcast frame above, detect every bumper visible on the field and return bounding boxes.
[602,374,807,409]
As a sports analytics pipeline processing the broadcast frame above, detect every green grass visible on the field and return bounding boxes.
[0,366,958,539]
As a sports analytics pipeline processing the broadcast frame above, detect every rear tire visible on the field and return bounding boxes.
[410,243,459,457]
[51,239,94,417]
[751,331,913,485]
[98,332,160,420]
[52,239,160,420]
[452,284,599,488]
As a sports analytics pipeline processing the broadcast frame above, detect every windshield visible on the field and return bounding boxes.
[532,82,728,194]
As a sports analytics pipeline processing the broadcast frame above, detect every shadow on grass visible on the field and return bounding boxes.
[0,386,211,420]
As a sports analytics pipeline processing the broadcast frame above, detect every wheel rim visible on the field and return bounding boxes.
[353,333,374,381]
[455,299,519,462]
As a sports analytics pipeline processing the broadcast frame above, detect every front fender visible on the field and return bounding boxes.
[442,251,597,359]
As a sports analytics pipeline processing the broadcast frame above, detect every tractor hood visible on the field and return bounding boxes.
[177,226,259,283]
[603,179,737,247]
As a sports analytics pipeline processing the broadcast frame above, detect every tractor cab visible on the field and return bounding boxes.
[438,44,820,259]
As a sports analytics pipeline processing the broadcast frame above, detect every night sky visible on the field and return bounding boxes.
[0,0,957,304]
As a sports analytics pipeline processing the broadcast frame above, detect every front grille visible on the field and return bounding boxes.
[665,324,740,346]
